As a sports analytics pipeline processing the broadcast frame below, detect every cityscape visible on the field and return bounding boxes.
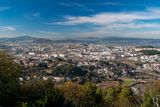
[0,0,160,107]
[0,36,160,97]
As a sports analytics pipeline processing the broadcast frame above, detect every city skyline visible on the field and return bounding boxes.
[0,0,160,39]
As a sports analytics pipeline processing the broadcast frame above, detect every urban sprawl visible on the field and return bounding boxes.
[1,41,160,93]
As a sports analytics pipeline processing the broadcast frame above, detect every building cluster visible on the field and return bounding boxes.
[1,42,160,82]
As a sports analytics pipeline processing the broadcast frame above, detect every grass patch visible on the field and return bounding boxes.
[123,79,134,86]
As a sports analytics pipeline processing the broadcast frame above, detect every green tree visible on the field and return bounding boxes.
[81,82,103,107]
[116,87,138,107]
[0,52,21,106]
[140,94,154,107]
[103,87,116,107]
[20,80,67,107]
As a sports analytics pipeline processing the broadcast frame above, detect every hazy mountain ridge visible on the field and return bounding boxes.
[0,36,160,47]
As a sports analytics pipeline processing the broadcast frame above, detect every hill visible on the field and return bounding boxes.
[0,36,160,47]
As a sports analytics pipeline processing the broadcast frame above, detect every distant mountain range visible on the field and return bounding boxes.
[0,36,34,42]
[0,36,160,47]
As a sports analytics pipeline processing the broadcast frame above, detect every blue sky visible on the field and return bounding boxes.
[0,0,160,39]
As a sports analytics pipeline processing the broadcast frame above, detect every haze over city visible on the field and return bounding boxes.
[0,0,160,39]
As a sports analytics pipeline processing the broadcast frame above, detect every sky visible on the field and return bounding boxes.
[0,0,160,39]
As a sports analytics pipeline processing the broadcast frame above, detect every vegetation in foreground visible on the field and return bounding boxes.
[0,52,160,107]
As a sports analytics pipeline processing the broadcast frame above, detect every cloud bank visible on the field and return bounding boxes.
[0,26,16,31]
[47,7,160,38]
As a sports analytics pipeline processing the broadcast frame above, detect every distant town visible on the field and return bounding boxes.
[0,36,159,93]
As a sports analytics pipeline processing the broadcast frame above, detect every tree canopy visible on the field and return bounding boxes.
[0,52,21,106]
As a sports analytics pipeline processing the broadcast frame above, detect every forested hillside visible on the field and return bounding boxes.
[0,52,160,107]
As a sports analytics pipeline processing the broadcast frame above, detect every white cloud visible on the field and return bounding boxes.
[47,7,160,38]
[97,2,124,6]
[53,8,160,26]
[38,31,60,35]
[0,26,16,31]
[0,6,11,11]
[59,2,94,12]
[106,23,160,29]
[37,31,66,39]
[59,2,83,7]
[32,12,40,17]
[72,27,160,39]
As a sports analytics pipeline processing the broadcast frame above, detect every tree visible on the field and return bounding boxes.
[116,87,138,107]
[59,81,104,107]
[103,87,117,107]
[59,81,85,107]
[140,81,160,107]
[140,94,154,107]
[20,80,67,107]
[0,52,21,106]
[82,82,103,107]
